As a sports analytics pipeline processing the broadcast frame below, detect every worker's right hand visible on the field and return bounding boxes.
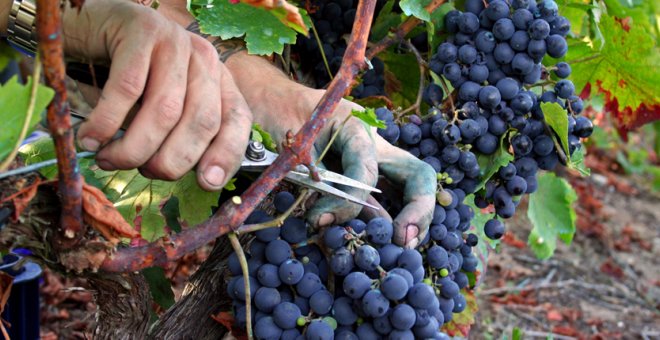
[63,0,253,191]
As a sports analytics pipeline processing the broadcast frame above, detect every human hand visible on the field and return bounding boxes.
[250,86,437,249]
[63,0,252,190]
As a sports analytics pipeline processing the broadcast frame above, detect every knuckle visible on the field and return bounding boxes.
[114,149,148,169]
[115,71,145,99]
[145,154,192,181]
[195,109,221,138]
[156,98,184,128]
[195,39,219,62]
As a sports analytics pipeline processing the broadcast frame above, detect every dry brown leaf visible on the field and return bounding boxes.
[82,183,140,245]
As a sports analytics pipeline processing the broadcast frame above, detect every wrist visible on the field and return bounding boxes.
[1,0,10,36]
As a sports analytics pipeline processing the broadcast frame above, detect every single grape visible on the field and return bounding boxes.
[362,290,390,318]
[309,289,334,315]
[546,34,568,58]
[574,116,594,138]
[485,219,505,239]
[355,244,381,271]
[492,18,515,40]
[381,272,410,301]
[333,297,358,326]
[329,247,354,276]
[379,244,404,270]
[528,19,551,40]
[254,316,283,339]
[254,287,281,313]
[366,217,394,245]
[343,271,372,299]
[323,226,348,250]
[554,62,571,78]
[281,217,307,244]
[306,319,334,340]
[274,191,295,213]
[296,272,324,298]
[265,239,292,265]
[279,259,305,285]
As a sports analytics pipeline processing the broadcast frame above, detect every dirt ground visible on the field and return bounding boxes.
[472,157,660,339]
[35,152,660,339]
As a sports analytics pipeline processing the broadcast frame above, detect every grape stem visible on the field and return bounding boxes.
[228,232,253,340]
[309,19,334,81]
[238,188,311,234]
[315,114,352,166]
[541,120,570,165]
[398,39,427,116]
[438,76,456,114]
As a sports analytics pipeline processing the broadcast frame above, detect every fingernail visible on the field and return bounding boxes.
[203,166,225,188]
[318,213,335,227]
[96,159,115,170]
[405,224,419,242]
[80,137,100,151]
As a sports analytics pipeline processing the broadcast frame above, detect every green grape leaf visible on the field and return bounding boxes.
[442,289,478,337]
[379,50,420,109]
[527,172,577,259]
[0,76,54,161]
[541,102,570,158]
[251,123,277,151]
[91,169,220,241]
[567,147,591,176]
[476,130,515,191]
[370,0,403,42]
[141,267,175,310]
[195,0,298,55]
[400,0,432,22]
[566,15,660,133]
[351,108,386,129]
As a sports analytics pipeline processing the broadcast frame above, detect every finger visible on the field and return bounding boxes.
[376,137,437,249]
[95,29,191,170]
[76,34,152,152]
[196,62,253,191]
[306,114,379,228]
[357,194,393,222]
[140,38,222,180]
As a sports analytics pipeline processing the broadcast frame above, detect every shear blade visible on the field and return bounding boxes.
[284,172,379,210]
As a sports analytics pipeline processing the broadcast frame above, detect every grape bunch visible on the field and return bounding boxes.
[294,0,386,98]
[378,0,593,240]
[226,190,479,339]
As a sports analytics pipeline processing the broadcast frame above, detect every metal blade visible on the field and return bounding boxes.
[291,166,381,193]
[284,172,379,210]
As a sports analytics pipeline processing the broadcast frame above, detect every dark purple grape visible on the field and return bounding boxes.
[493,43,515,64]
[554,62,571,78]
[512,134,533,156]
[484,219,505,239]
[492,18,515,40]
[555,79,575,99]
[512,8,533,29]
[436,42,458,63]
[528,19,551,40]
[475,31,496,53]
[574,116,594,138]
[458,12,480,34]
[486,0,510,21]
[546,34,568,58]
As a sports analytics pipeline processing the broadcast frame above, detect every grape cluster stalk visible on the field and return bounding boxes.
[378,0,593,240]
